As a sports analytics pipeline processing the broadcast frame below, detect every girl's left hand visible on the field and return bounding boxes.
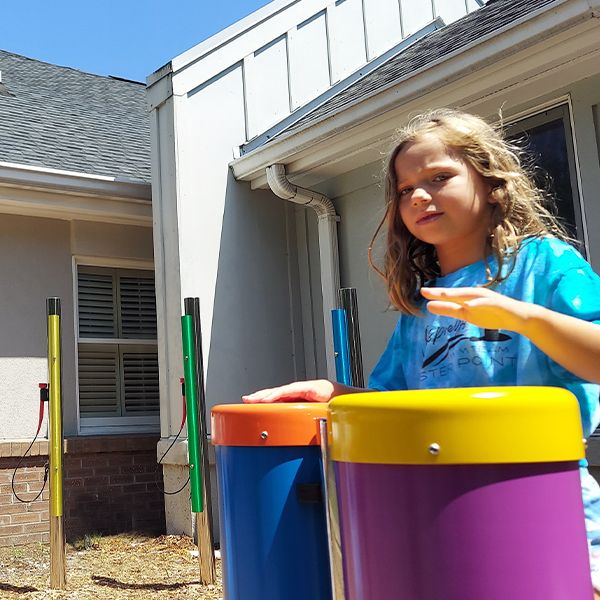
[421,287,530,333]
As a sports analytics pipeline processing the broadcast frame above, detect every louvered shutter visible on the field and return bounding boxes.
[122,350,160,415]
[78,346,120,416]
[78,271,116,338]
[119,276,157,338]
[78,266,159,424]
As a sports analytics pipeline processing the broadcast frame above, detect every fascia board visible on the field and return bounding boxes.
[0,162,152,225]
[0,162,151,201]
[231,0,595,182]
[0,188,153,226]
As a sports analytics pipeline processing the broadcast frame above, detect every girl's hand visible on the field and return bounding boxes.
[421,287,531,333]
[242,379,335,404]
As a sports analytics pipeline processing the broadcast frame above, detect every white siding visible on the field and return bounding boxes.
[289,11,331,110]
[401,0,434,37]
[435,0,468,23]
[245,37,291,138]
[328,0,367,83]
[363,0,403,59]
[164,0,480,147]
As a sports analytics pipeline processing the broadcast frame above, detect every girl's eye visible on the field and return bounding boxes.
[398,187,412,197]
[433,173,451,182]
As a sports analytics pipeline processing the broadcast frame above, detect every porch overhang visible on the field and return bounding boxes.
[231,0,600,191]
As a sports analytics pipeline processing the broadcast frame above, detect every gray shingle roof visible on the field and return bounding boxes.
[259,0,558,146]
[0,51,150,183]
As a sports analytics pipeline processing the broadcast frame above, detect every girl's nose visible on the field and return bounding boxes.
[411,187,432,206]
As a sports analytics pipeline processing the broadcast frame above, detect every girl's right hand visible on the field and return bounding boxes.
[242,379,335,404]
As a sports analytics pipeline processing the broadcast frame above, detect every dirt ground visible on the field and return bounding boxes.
[0,533,223,599]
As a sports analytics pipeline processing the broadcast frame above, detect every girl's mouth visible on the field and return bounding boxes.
[416,212,444,225]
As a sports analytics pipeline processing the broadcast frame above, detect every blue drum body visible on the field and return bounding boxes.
[212,404,332,600]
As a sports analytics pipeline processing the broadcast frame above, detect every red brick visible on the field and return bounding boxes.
[109,474,131,485]
[1,503,27,515]
[120,464,145,475]
[0,443,11,458]
[121,483,148,495]
[0,482,27,494]
[135,473,160,483]
[27,522,49,534]
[11,512,42,524]
[0,493,13,505]
[0,524,24,535]
[133,453,155,465]
[108,455,135,466]
[64,457,83,469]
[92,466,117,476]
[13,471,43,483]
[0,533,44,546]
[64,468,94,479]
[63,478,83,489]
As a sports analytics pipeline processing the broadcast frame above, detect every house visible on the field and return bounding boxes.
[0,50,164,544]
[150,0,600,537]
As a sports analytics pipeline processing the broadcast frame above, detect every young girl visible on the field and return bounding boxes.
[242,109,600,592]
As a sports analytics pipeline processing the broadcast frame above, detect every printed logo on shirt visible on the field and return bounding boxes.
[422,328,512,368]
[420,327,515,382]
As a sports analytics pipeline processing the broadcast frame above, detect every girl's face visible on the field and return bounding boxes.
[394,133,495,275]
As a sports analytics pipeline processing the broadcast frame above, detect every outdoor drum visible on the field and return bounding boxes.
[212,402,332,600]
[328,387,592,600]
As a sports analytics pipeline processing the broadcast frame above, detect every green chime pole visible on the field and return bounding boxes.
[181,315,203,513]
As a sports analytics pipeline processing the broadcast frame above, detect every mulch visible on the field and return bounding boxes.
[0,533,223,599]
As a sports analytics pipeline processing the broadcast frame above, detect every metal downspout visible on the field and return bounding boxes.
[266,164,339,379]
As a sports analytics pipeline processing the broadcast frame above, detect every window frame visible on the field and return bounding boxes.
[502,96,589,256]
[72,256,159,436]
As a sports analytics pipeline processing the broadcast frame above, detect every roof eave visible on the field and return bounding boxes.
[0,162,151,200]
[0,162,153,226]
[231,0,598,184]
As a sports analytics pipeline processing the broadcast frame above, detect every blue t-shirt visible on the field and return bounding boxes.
[369,236,600,438]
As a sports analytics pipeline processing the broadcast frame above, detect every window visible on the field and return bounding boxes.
[77,265,159,433]
[506,104,584,246]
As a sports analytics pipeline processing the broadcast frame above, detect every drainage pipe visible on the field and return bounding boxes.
[266,164,339,379]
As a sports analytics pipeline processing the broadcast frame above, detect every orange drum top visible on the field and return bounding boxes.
[211,402,328,447]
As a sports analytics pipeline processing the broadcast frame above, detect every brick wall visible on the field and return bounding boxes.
[0,435,165,546]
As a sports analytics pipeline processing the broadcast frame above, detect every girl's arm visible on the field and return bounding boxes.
[242,379,367,403]
[421,287,600,384]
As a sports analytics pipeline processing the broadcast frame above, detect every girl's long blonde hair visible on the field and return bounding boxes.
[369,108,571,314]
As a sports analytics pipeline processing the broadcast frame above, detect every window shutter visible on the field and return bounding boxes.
[119,276,157,338]
[78,271,116,338]
[122,350,160,414]
[78,346,120,416]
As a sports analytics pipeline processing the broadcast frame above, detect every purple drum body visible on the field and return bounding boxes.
[328,388,593,600]
[335,461,592,599]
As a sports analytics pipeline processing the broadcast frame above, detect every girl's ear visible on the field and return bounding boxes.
[488,181,504,205]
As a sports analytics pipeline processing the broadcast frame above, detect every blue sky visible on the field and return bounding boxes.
[3,1,274,82]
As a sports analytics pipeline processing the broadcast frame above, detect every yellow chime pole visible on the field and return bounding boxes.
[47,297,66,589]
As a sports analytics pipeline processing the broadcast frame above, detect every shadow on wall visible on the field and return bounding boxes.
[0,214,74,358]
[205,171,302,410]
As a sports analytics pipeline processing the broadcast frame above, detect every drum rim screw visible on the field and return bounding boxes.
[428,442,441,455]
